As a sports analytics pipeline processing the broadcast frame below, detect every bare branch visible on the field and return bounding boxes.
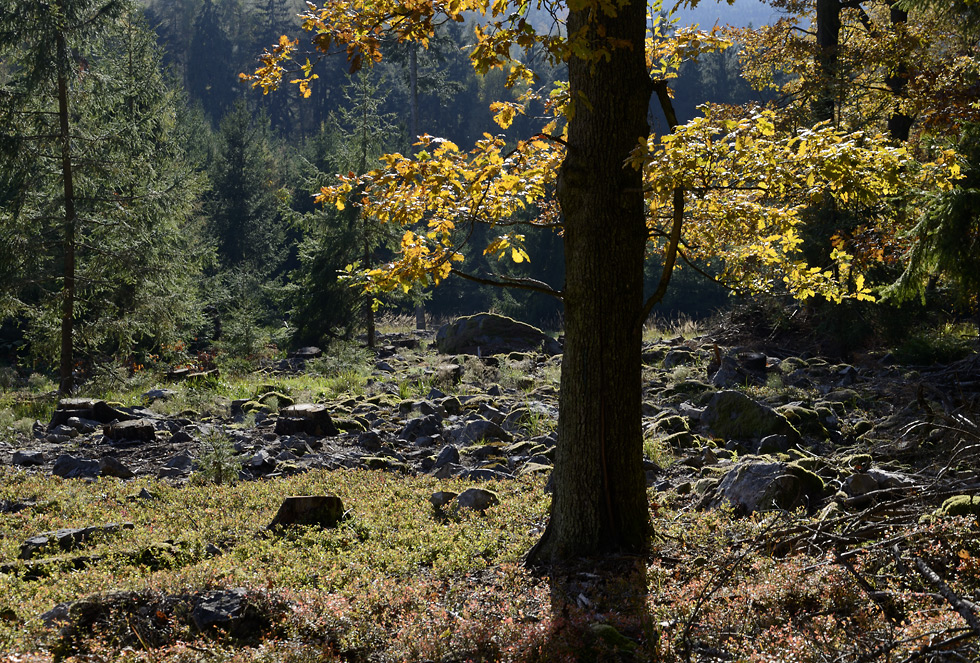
[450,268,562,299]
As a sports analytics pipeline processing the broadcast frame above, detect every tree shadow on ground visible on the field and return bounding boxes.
[531,554,659,662]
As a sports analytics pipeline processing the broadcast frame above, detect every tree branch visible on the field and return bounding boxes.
[911,555,980,635]
[641,78,685,325]
[450,268,562,299]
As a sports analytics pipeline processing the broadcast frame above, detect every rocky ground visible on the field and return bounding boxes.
[3,311,978,521]
[2,311,980,662]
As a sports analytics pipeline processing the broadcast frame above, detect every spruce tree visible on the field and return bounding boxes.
[0,2,203,389]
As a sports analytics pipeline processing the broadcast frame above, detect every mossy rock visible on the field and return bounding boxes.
[659,431,696,449]
[435,312,562,356]
[936,495,980,518]
[360,457,410,473]
[333,418,367,433]
[503,440,537,455]
[824,389,860,405]
[642,347,667,365]
[715,460,824,513]
[778,357,809,373]
[258,391,294,408]
[776,404,830,440]
[702,390,801,442]
[786,462,826,495]
[361,456,389,470]
[667,379,714,396]
[790,456,827,474]
[241,401,271,415]
[693,477,719,495]
[651,413,690,434]
[518,462,552,477]
[588,623,637,654]
[463,442,506,459]
[459,394,498,411]
[852,419,874,437]
[701,466,729,479]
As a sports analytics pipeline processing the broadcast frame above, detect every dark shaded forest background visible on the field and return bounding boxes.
[0,0,793,371]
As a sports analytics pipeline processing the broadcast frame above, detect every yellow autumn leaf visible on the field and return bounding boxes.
[490,102,517,129]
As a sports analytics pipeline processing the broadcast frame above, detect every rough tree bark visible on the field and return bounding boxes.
[815,0,842,125]
[527,0,652,564]
[56,27,77,395]
[886,3,913,142]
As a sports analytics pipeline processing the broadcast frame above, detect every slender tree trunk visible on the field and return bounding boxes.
[886,4,913,142]
[527,0,651,564]
[357,99,376,348]
[815,0,842,125]
[364,237,376,348]
[409,46,426,331]
[57,30,77,395]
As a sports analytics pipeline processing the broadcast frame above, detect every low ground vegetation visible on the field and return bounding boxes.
[0,311,978,661]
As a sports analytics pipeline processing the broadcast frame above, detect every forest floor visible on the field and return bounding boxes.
[0,309,979,662]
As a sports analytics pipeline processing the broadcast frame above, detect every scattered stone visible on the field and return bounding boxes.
[714,460,824,513]
[275,404,339,437]
[142,389,177,403]
[466,468,513,481]
[356,430,383,451]
[701,390,800,442]
[103,419,156,443]
[249,449,276,471]
[757,434,791,455]
[435,313,562,356]
[50,399,135,427]
[99,457,135,479]
[429,491,458,508]
[399,415,442,442]
[289,346,323,360]
[65,417,99,434]
[52,454,101,479]
[13,450,44,466]
[267,495,345,529]
[454,487,499,511]
[434,445,460,469]
[191,588,248,631]
[49,424,78,438]
[19,523,134,559]
[451,418,513,445]
[158,452,194,479]
[663,349,695,369]
[844,472,879,497]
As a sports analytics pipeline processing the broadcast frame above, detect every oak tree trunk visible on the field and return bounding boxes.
[528,0,651,563]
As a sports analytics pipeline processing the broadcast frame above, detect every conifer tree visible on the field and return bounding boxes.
[0,1,203,390]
